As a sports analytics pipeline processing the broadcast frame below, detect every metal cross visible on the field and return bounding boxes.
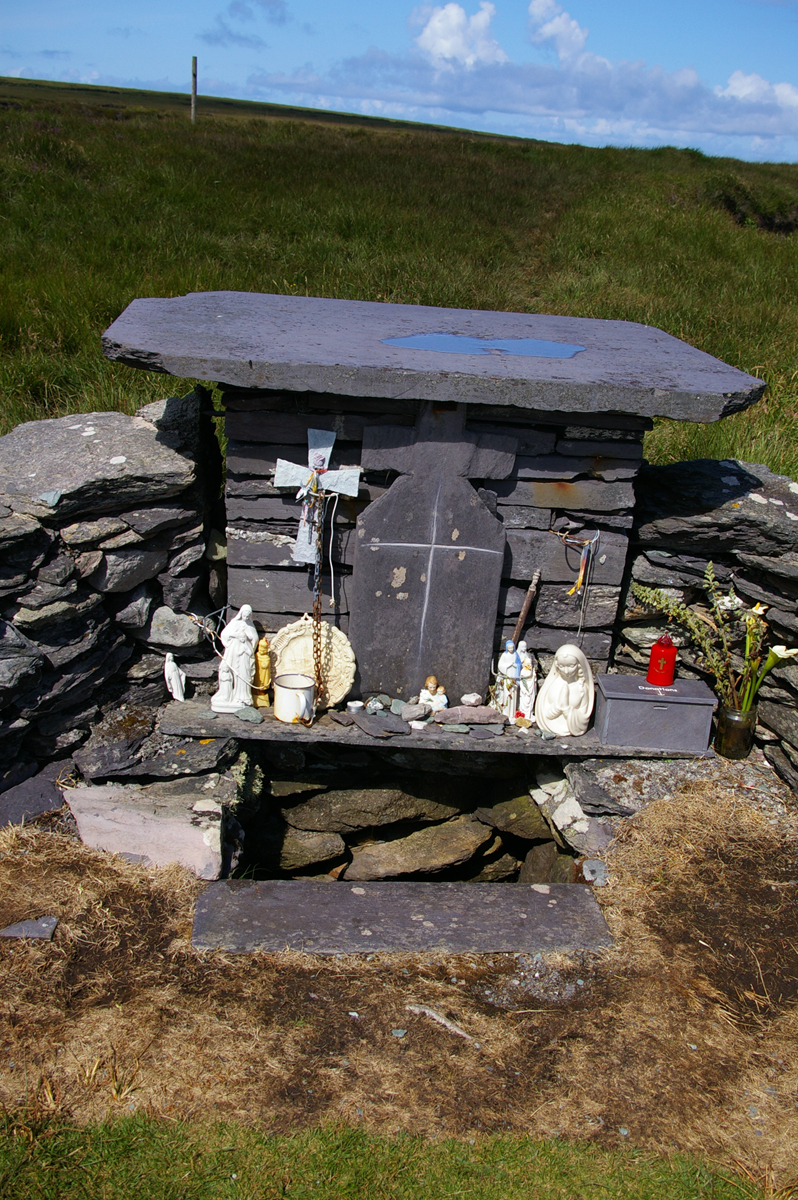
[273,429,361,565]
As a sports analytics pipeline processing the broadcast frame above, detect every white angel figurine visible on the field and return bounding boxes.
[211,604,260,713]
[516,641,538,722]
[534,643,594,737]
[164,652,186,702]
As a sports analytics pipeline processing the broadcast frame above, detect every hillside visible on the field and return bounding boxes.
[1,76,797,474]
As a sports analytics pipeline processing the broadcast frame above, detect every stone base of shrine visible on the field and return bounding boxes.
[192,878,612,954]
[161,701,714,763]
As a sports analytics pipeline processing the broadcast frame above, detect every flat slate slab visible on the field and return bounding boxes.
[192,879,612,954]
[160,700,713,759]
[102,291,764,422]
[0,916,58,941]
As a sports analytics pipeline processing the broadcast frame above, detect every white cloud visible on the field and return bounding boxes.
[717,69,798,110]
[528,0,587,63]
[415,2,507,69]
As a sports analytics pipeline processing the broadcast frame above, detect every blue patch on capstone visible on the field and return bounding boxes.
[381,332,586,358]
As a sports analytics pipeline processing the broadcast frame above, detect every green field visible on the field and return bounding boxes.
[0,1116,773,1200]
[1,75,798,474]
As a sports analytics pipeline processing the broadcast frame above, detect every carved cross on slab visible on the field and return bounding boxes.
[349,403,517,701]
[273,429,361,565]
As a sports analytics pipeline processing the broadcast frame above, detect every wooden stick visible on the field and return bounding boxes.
[511,568,541,646]
[191,57,197,124]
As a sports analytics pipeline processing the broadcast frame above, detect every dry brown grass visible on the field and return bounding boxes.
[0,782,796,1186]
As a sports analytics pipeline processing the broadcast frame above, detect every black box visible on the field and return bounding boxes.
[594,675,716,753]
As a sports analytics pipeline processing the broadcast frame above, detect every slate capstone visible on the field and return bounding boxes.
[102,291,764,421]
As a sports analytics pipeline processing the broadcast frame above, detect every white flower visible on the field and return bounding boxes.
[771,645,798,661]
[749,602,769,617]
[717,593,745,612]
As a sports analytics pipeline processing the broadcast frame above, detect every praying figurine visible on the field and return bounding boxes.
[534,643,594,737]
[253,635,272,709]
[163,652,186,702]
[211,604,260,713]
[493,639,521,719]
[419,675,448,711]
[517,641,538,723]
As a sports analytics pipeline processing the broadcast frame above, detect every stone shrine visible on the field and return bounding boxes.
[103,292,764,697]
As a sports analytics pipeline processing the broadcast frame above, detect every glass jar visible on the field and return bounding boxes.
[714,705,758,760]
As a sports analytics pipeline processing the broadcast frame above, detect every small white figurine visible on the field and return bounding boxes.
[211,604,260,713]
[493,639,521,719]
[517,641,538,722]
[164,652,186,702]
[419,674,448,711]
[534,643,594,736]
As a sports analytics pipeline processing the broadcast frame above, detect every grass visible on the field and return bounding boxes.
[0,1117,777,1200]
[1,78,798,475]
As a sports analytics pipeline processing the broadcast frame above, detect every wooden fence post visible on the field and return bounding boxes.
[191,56,197,124]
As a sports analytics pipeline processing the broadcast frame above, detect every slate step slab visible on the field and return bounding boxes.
[192,879,613,953]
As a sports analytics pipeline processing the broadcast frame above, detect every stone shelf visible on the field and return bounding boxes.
[160,701,713,760]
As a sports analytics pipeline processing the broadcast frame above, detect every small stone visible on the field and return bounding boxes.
[390,698,405,715]
[0,916,58,941]
[330,710,355,727]
[409,720,429,731]
[234,706,263,724]
[391,1029,407,1039]
[139,605,204,649]
[74,550,103,578]
[37,554,75,586]
[343,814,494,880]
[113,584,154,629]
[280,827,346,871]
[88,545,169,594]
[433,706,508,725]
[61,516,128,548]
[441,724,471,734]
[475,792,550,841]
[460,693,482,706]
[581,859,608,886]
[400,703,431,723]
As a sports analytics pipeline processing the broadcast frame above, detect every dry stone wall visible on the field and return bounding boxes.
[0,390,222,793]
[616,458,798,791]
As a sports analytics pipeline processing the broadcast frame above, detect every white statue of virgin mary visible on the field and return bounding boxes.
[534,643,594,737]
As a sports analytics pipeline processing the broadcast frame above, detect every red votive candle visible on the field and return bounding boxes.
[646,634,677,685]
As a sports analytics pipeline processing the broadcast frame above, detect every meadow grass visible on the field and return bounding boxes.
[1,79,798,476]
[0,1116,770,1200]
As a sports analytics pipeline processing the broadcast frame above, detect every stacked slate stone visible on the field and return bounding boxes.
[615,459,798,789]
[222,388,647,672]
[240,766,577,883]
[0,389,222,792]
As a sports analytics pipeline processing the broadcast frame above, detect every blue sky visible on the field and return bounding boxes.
[3,0,798,160]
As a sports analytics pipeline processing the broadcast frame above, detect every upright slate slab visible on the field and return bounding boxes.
[192,879,613,954]
[349,405,508,700]
[102,291,765,421]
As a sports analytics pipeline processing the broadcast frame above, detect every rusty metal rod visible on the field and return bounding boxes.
[511,568,541,647]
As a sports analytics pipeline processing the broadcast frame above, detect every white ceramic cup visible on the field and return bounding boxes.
[273,673,315,723]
